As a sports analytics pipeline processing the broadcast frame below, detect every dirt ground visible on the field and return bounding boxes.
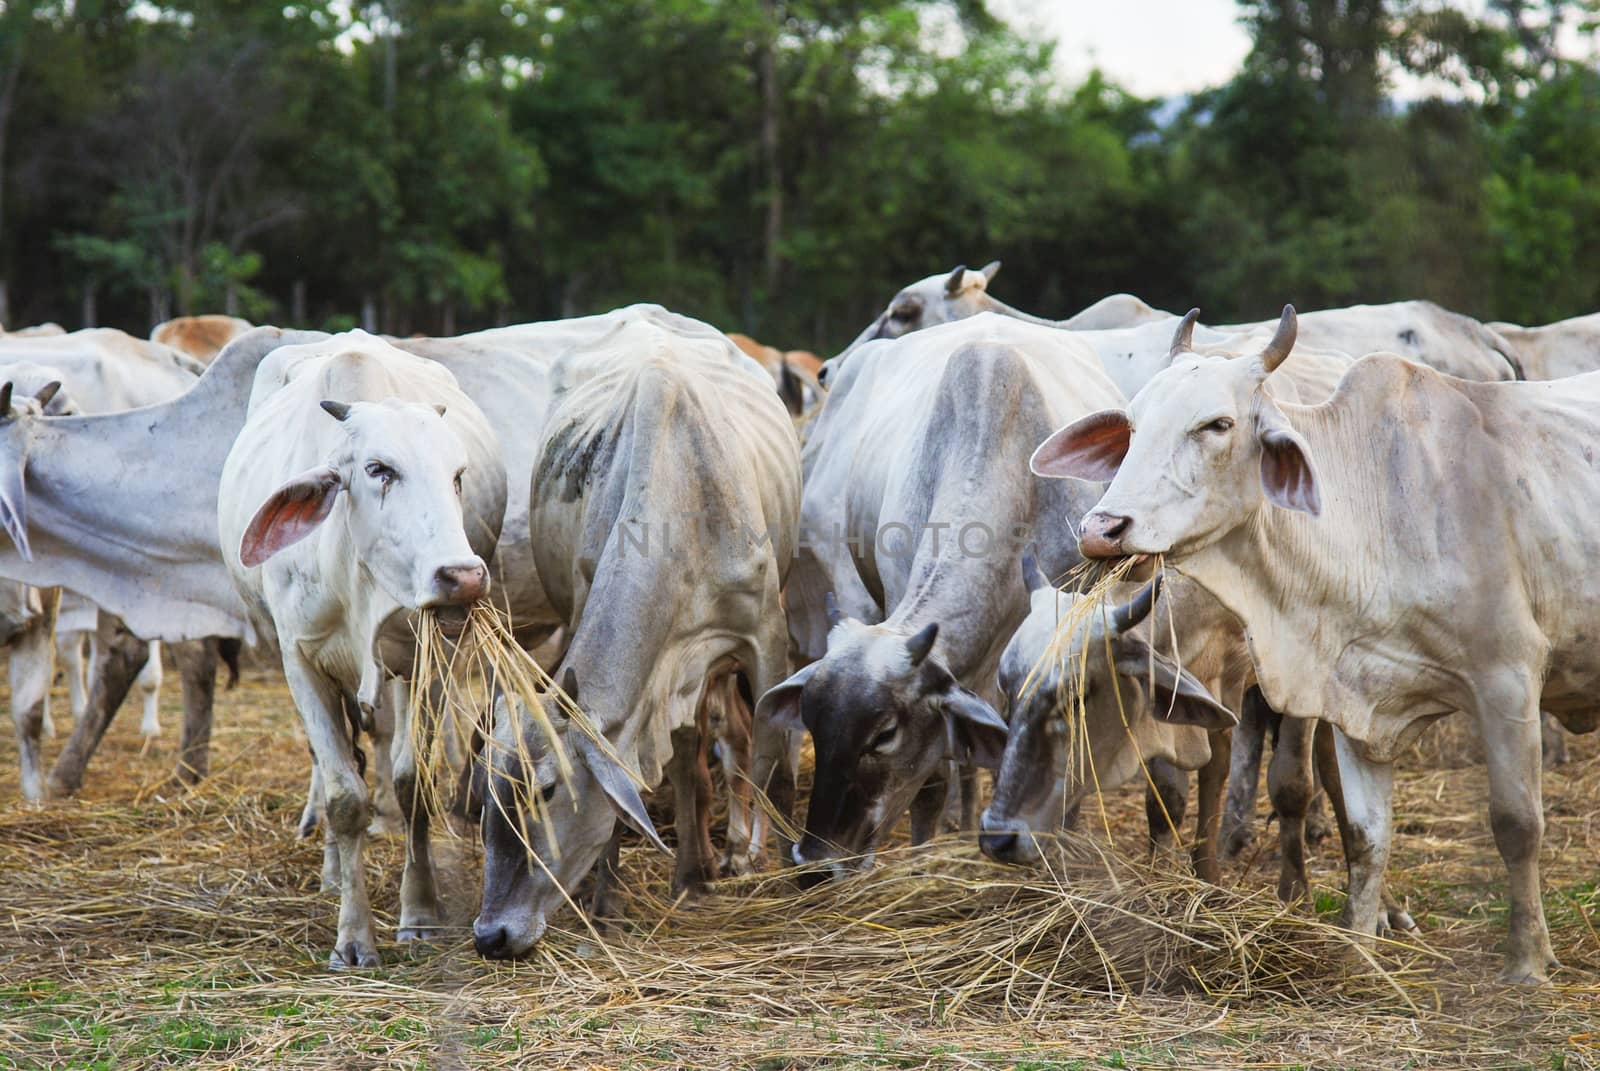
[0,660,1596,1070]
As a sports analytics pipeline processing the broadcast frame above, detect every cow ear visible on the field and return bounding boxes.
[240,466,343,567]
[1113,642,1237,730]
[1031,410,1132,481]
[573,733,672,857]
[943,688,1008,769]
[1256,404,1320,515]
[754,662,817,735]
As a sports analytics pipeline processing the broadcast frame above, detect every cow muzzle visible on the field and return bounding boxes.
[1078,511,1132,559]
[472,911,544,960]
[978,809,1038,865]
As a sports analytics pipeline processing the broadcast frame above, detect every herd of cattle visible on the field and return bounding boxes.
[2,262,1597,987]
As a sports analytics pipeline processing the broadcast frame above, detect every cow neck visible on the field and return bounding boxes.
[0,331,308,642]
[978,294,1063,330]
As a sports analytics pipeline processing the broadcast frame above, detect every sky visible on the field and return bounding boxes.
[989,0,1253,99]
[989,0,1598,101]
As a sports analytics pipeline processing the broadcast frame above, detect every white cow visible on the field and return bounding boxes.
[754,314,1120,881]
[841,266,1522,385]
[473,316,800,959]
[1032,306,1599,983]
[1489,313,1600,381]
[219,329,506,969]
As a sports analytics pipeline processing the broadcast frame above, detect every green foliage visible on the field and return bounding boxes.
[0,0,1597,341]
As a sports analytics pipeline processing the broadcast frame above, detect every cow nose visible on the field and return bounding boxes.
[794,866,831,891]
[1079,511,1132,558]
[979,830,1020,861]
[473,921,512,960]
[435,562,489,604]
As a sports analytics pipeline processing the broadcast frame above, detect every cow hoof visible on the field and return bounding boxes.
[1221,825,1253,861]
[396,925,440,944]
[1304,811,1332,847]
[1380,907,1417,935]
[1497,968,1549,986]
[721,852,756,877]
[329,940,380,970]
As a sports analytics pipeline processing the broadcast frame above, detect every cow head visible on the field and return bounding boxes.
[979,563,1234,865]
[1031,305,1319,561]
[755,603,1008,885]
[239,398,490,622]
[474,670,670,960]
[0,370,73,561]
[830,261,1003,371]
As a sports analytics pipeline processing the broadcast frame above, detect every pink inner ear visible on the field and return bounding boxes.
[1260,431,1321,515]
[240,468,342,567]
[1031,410,1132,481]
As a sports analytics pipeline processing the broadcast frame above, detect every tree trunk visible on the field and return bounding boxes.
[224,282,238,316]
[759,0,783,298]
[361,294,378,333]
[292,278,307,324]
[441,302,455,336]
[82,283,97,329]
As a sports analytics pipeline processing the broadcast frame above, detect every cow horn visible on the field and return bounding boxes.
[433,404,447,418]
[906,622,939,667]
[320,400,352,422]
[824,591,843,628]
[1111,574,1163,634]
[34,382,61,410]
[944,264,969,296]
[1169,308,1201,357]
[980,260,1002,282]
[1020,548,1050,592]
[1261,304,1298,372]
[560,667,579,703]
[0,382,13,417]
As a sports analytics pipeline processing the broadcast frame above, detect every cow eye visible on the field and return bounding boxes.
[870,724,898,751]
[539,781,557,803]
[890,306,916,323]
[365,461,398,484]
[1197,418,1233,435]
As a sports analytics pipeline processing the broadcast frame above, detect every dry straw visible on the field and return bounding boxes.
[406,603,641,857]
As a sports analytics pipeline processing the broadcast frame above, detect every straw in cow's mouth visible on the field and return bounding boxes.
[430,604,469,637]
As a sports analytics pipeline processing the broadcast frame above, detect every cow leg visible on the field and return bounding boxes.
[169,639,217,785]
[283,652,378,969]
[749,636,799,867]
[12,620,56,803]
[1540,711,1569,768]
[909,764,950,846]
[1267,715,1317,904]
[137,641,164,739]
[1220,686,1273,859]
[1192,729,1231,884]
[61,631,90,722]
[957,765,980,832]
[1312,722,1414,933]
[1478,693,1557,984]
[667,722,717,897]
[389,677,443,943]
[366,682,403,836]
[1144,757,1189,862]
[1331,727,1394,948]
[47,614,149,798]
[589,828,624,926]
[713,673,758,876]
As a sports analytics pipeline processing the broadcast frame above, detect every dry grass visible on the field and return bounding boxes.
[1,662,1597,1069]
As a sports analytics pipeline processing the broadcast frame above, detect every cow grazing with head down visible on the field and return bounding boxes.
[1032,304,1600,984]
[473,317,799,960]
[219,329,506,969]
[980,565,1239,876]
[755,313,1121,884]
